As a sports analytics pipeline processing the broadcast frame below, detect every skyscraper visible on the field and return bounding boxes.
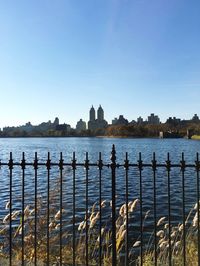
[97,105,104,121]
[88,105,108,132]
[89,105,95,121]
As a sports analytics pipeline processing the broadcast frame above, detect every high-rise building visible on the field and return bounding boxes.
[88,105,108,131]
[192,114,199,122]
[137,116,144,124]
[97,105,104,121]
[112,115,128,125]
[89,105,95,121]
[76,119,86,132]
[166,117,181,125]
[148,113,160,125]
[53,117,59,125]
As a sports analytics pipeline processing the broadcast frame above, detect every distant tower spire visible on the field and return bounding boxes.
[89,105,95,121]
[97,105,104,121]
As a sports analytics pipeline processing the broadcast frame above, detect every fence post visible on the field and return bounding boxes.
[46,152,51,265]
[33,152,38,265]
[110,145,116,265]
[124,152,129,266]
[180,153,186,266]
[21,152,26,266]
[98,152,103,266]
[8,152,13,266]
[195,153,200,266]
[72,152,76,266]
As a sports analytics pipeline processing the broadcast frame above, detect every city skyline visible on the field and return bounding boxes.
[1,104,199,130]
[0,1,200,128]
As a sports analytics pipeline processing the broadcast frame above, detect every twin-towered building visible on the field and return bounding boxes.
[75,105,108,132]
[88,105,108,131]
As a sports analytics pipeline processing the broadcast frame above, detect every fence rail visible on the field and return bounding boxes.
[0,145,200,265]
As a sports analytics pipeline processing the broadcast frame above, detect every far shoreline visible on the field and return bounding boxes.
[0,135,193,140]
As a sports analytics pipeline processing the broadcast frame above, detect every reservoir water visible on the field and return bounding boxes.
[0,137,200,162]
[0,138,200,161]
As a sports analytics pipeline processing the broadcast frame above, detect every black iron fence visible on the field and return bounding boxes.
[0,145,200,265]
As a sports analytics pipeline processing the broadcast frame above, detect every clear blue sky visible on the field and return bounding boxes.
[0,0,200,128]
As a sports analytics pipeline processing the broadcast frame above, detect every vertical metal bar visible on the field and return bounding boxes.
[110,145,116,266]
[166,153,172,266]
[138,153,143,266]
[9,152,13,266]
[59,152,63,266]
[124,152,129,266]
[46,152,51,265]
[21,152,26,266]
[98,152,103,266]
[152,153,157,266]
[72,152,76,266]
[181,153,186,266]
[85,152,89,266]
[196,153,200,266]
[34,152,38,266]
